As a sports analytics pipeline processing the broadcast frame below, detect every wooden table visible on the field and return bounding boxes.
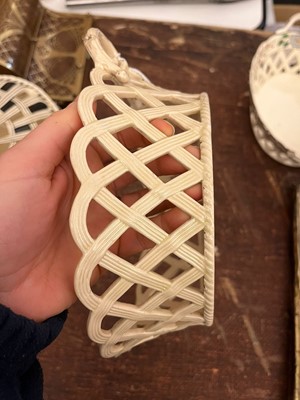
[40,18,300,400]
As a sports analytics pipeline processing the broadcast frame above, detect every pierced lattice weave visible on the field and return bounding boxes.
[0,75,58,153]
[70,28,214,358]
[249,13,300,167]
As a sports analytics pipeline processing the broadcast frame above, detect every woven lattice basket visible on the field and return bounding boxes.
[250,13,300,167]
[0,75,58,153]
[70,28,215,358]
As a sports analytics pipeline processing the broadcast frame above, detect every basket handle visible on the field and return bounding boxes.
[83,28,130,84]
[276,13,300,34]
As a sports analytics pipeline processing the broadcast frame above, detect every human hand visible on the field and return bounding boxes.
[0,102,200,322]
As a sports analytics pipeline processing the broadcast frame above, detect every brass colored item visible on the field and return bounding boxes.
[0,0,92,103]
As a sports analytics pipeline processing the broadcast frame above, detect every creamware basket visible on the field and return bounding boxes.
[250,13,300,167]
[70,28,215,358]
[0,75,58,153]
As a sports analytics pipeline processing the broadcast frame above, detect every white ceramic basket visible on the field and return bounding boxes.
[250,13,300,167]
[70,28,215,358]
[0,75,58,153]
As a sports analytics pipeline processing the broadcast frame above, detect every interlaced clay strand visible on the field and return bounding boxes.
[70,28,214,358]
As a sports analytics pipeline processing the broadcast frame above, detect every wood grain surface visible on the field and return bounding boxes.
[40,18,300,400]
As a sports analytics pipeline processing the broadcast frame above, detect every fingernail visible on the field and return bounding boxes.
[165,121,175,136]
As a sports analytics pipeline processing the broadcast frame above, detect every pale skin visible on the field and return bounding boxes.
[0,101,200,322]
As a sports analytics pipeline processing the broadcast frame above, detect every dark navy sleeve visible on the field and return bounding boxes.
[0,305,67,400]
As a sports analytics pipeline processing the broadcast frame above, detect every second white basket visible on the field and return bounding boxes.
[250,13,300,167]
